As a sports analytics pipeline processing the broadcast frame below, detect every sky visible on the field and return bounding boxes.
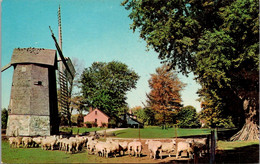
[1,0,202,112]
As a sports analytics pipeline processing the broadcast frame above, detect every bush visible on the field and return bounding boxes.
[85,121,92,128]
[101,122,108,128]
[108,119,116,128]
[92,121,98,127]
[77,114,84,127]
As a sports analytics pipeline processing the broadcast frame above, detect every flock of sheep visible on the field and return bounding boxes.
[8,135,208,160]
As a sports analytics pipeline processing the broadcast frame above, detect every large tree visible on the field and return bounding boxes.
[122,0,259,140]
[177,105,200,128]
[147,64,185,128]
[80,61,139,118]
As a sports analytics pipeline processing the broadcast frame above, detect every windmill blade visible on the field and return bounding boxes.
[1,62,12,72]
[49,26,75,81]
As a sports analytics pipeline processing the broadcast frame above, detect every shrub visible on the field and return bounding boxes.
[101,122,108,128]
[85,121,92,128]
[77,114,84,127]
[92,121,98,127]
[108,119,116,128]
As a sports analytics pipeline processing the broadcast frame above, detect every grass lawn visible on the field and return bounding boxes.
[216,140,259,163]
[113,126,211,138]
[1,141,158,163]
[59,127,106,134]
[2,139,259,163]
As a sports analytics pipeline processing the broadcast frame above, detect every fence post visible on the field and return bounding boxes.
[210,129,216,164]
[138,124,141,141]
[104,129,106,139]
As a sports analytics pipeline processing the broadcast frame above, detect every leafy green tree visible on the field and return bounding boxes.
[1,108,8,129]
[146,65,185,128]
[122,0,259,140]
[131,106,155,125]
[177,106,200,128]
[80,61,139,118]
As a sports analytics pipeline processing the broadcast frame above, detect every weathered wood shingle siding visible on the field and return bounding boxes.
[6,48,58,136]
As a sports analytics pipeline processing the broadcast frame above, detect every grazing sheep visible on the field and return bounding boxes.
[104,140,122,158]
[8,137,16,148]
[41,136,57,150]
[118,141,128,156]
[32,137,42,147]
[176,141,194,159]
[14,137,22,148]
[57,138,68,151]
[95,141,107,157]
[145,140,162,159]
[65,138,77,153]
[87,139,98,154]
[159,139,176,159]
[22,137,33,148]
[128,140,142,157]
[72,136,85,152]
[192,138,207,157]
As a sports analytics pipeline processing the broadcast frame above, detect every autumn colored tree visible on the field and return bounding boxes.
[147,65,185,128]
[123,0,259,140]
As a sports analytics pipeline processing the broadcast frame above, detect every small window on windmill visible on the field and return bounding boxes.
[95,111,97,115]
[34,81,42,85]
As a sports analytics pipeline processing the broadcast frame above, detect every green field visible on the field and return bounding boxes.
[59,126,106,134]
[2,139,259,163]
[2,127,259,163]
[113,126,211,138]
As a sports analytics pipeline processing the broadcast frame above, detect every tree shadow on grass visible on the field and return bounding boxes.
[215,144,259,163]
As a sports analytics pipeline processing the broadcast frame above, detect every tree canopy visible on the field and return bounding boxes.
[146,64,185,127]
[80,61,139,118]
[177,105,200,128]
[123,0,259,140]
[1,108,8,129]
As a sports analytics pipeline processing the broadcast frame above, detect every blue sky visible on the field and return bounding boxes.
[1,0,201,112]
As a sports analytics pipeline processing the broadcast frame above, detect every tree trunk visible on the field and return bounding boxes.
[230,99,259,141]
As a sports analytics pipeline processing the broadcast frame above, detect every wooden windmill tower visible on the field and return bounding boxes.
[1,6,75,136]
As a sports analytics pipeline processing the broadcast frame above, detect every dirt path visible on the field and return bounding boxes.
[96,128,126,134]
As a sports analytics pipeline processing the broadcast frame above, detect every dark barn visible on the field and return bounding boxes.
[6,48,59,136]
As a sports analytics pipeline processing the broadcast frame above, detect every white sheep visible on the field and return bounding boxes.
[159,139,176,159]
[95,141,107,157]
[145,139,162,159]
[128,140,142,157]
[65,138,77,153]
[103,141,122,158]
[14,137,22,148]
[118,141,128,156]
[41,136,57,150]
[22,137,33,148]
[176,141,194,159]
[87,139,98,154]
[32,137,42,147]
[57,138,68,151]
[8,137,16,148]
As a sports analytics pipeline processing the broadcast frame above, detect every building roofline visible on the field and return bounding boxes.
[84,108,110,119]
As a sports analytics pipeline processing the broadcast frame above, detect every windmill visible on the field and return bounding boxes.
[1,6,75,136]
[50,5,76,127]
